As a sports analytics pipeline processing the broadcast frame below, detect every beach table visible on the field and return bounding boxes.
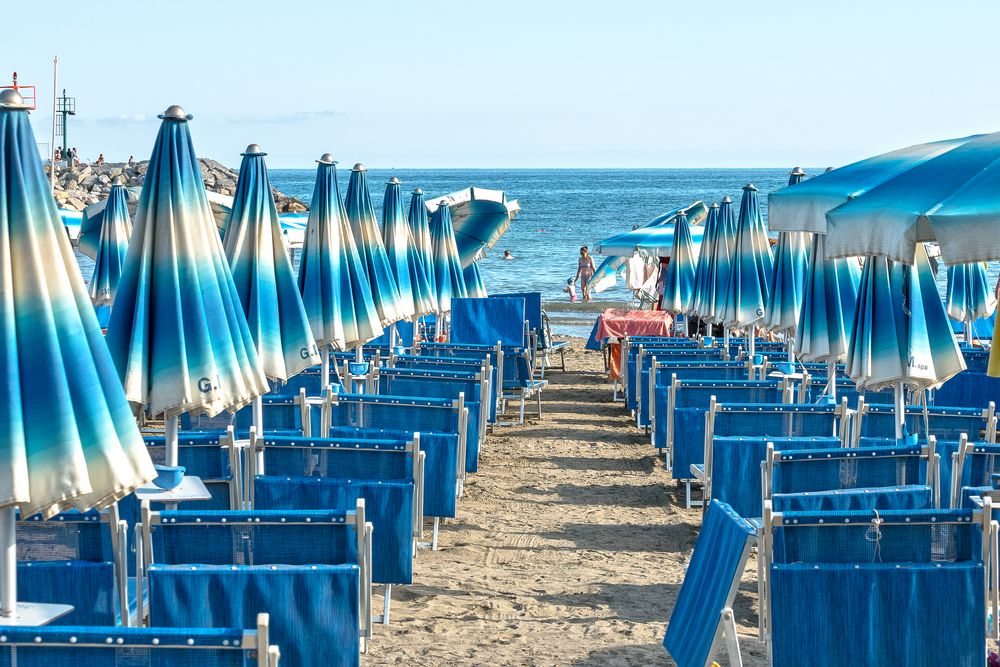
[593,309,673,381]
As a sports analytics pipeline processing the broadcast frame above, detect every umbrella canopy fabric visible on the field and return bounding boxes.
[825,131,1000,265]
[795,234,861,363]
[595,202,707,258]
[767,135,980,234]
[408,188,435,286]
[0,90,154,517]
[945,261,997,324]
[429,204,468,312]
[382,178,436,319]
[344,164,406,325]
[463,260,488,299]
[77,186,141,260]
[89,183,132,307]
[846,244,965,392]
[709,198,739,324]
[764,169,810,333]
[223,145,319,380]
[105,106,269,418]
[298,158,382,349]
[659,211,697,314]
[591,255,626,293]
[689,203,719,319]
[721,185,774,329]
[425,187,520,267]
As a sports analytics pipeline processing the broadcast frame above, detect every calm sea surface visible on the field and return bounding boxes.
[75,168,987,338]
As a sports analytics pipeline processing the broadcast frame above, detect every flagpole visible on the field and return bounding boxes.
[49,56,57,195]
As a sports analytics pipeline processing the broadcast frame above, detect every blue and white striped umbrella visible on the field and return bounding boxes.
[106,105,269,419]
[382,177,436,318]
[0,89,154,520]
[344,164,406,325]
[463,260,488,299]
[709,197,739,323]
[223,145,319,381]
[408,188,435,288]
[298,156,382,350]
[795,234,860,363]
[847,244,965,392]
[660,211,697,314]
[89,183,132,307]
[721,184,774,329]
[429,203,468,312]
[689,202,719,319]
[764,169,810,334]
[946,261,996,325]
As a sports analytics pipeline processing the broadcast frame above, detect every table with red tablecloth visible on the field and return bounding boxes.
[591,309,673,380]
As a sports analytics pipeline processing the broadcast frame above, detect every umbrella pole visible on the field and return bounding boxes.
[826,360,837,400]
[321,348,330,389]
[894,380,905,441]
[0,506,15,617]
[165,415,179,468]
[965,320,974,346]
[723,327,730,358]
[748,326,756,361]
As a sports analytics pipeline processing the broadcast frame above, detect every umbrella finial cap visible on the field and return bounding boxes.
[158,104,192,121]
[316,153,336,165]
[242,143,267,156]
[0,89,29,110]
[824,166,834,173]
[388,176,401,185]
[412,187,423,195]
[353,163,366,172]
[721,196,733,204]
[790,166,806,176]
[743,183,757,192]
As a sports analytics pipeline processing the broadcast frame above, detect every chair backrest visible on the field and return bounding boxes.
[16,510,125,626]
[491,291,542,341]
[0,615,275,667]
[855,401,996,444]
[450,297,526,347]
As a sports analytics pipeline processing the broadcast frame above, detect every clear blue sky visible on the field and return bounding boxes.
[4,1,998,168]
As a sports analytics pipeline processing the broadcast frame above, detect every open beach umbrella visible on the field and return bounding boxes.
[660,210,697,325]
[382,177,436,318]
[88,182,132,307]
[463,260,489,299]
[945,261,996,343]
[710,197,739,325]
[591,255,626,293]
[429,203,468,313]
[0,88,154,622]
[763,169,810,355]
[425,187,521,267]
[721,184,774,358]
[847,245,965,436]
[594,202,708,259]
[105,105,269,466]
[224,143,320,396]
[823,131,1000,265]
[345,164,407,325]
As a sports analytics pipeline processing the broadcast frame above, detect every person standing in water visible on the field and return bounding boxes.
[575,246,597,302]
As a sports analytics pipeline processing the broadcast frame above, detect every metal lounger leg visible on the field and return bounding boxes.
[383,584,392,625]
[433,517,440,551]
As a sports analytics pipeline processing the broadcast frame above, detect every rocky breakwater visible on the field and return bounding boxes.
[50,158,308,212]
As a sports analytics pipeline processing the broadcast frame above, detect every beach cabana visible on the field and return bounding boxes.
[382,177,436,318]
[345,164,406,325]
[223,144,320,432]
[88,181,132,307]
[0,88,154,623]
[105,105,269,468]
[426,187,520,267]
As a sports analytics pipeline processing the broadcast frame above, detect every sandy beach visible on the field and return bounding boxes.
[365,337,767,666]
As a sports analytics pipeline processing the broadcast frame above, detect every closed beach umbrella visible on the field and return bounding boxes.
[721,184,774,357]
[429,203,468,313]
[344,164,406,325]
[847,245,966,435]
[89,182,132,307]
[463,260,488,299]
[709,197,739,324]
[946,261,996,342]
[660,210,697,320]
[764,169,810,347]
[689,203,719,320]
[0,89,154,621]
[382,177,436,318]
[106,105,268,465]
[408,188,435,288]
[77,186,140,261]
[224,144,320,385]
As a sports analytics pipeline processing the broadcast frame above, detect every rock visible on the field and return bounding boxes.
[66,196,85,211]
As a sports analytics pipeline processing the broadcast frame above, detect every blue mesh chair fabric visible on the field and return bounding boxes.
[859,404,988,442]
[450,297,526,347]
[772,485,932,512]
[663,501,754,667]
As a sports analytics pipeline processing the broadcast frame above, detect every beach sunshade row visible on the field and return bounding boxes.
[0,90,154,518]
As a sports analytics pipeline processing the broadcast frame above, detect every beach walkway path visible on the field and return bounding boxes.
[366,341,766,666]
